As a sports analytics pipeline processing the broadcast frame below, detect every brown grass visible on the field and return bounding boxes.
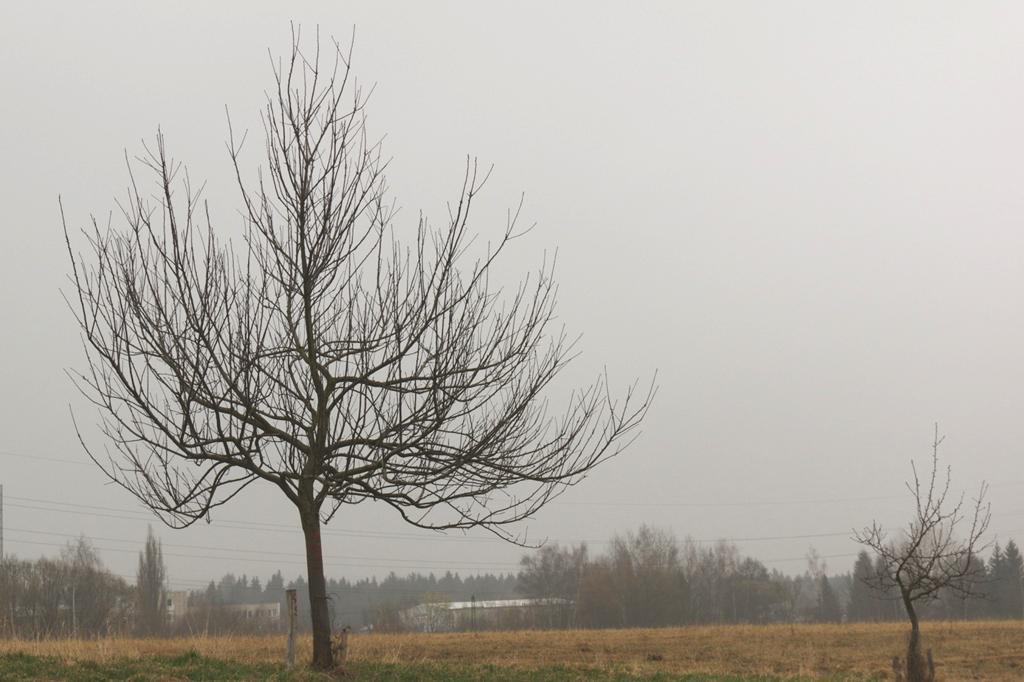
[1,620,1022,679]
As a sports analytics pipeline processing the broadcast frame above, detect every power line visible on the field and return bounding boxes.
[3,526,521,568]
[0,503,872,575]
[0,533,871,572]
[5,494,516,542]
[5,446,1020,509]
[2,500,506,544]
[558,495,902,508]
[0,448,91,466]
[2,532,868,580]
[7,523,1020,589]
[3,497,853,546]
[9,492,1024,548]
[4,537,523,572]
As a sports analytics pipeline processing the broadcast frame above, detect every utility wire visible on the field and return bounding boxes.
[8,493,1023,548]
[6,494,519,542]
[3,526,520,568]
[4,447,1018,509]
[5,527,909,569]
[5,538,523,572]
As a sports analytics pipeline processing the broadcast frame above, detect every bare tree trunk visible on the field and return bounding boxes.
[902,591,928,682]
[300,509,334,670]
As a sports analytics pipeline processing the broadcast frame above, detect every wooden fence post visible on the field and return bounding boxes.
[285,588,298,668]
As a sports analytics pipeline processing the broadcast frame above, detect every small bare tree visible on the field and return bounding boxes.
[62,30,652,669]
[855,425,990,682]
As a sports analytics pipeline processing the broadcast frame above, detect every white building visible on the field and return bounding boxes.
[164,590,281,626]
[166,590,190,623]
[399,598,571,632]
[227,601,281,621]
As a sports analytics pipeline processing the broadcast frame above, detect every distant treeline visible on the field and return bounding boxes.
[1,525,1021,638]
[177,570,520,634]
[0,540,132,638]
[513,526,1024,629]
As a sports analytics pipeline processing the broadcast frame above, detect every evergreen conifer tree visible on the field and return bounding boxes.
[989,543,1007,617]
[872,554,901,620]
[135,526,167,636]
[997,540,1024,618]
[847,551,877,621]
[816,574,842,623]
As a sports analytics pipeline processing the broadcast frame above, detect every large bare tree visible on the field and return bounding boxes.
[62,33,652,668]
[855,425,990,682]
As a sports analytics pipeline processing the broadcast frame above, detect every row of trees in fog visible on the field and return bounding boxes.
[517,527,835,628]
[848,541,1024,622]
[0,529,167,639]
[515,527,1023,629]
[0,540,131,638]
[0,527,523,637]
[1,526,1020,638]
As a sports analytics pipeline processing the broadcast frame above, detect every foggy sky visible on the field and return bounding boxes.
[1,2,1022,591]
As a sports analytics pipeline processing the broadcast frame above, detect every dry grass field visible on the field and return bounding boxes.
[1,620,1023,680]
[353,621,1024,679]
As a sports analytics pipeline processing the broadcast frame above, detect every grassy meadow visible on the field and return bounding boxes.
[1,620,1022,680]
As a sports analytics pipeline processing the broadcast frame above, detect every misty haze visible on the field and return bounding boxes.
[1,3,1022,680]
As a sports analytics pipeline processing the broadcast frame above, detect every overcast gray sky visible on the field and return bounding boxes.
[1,2,1022,591]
